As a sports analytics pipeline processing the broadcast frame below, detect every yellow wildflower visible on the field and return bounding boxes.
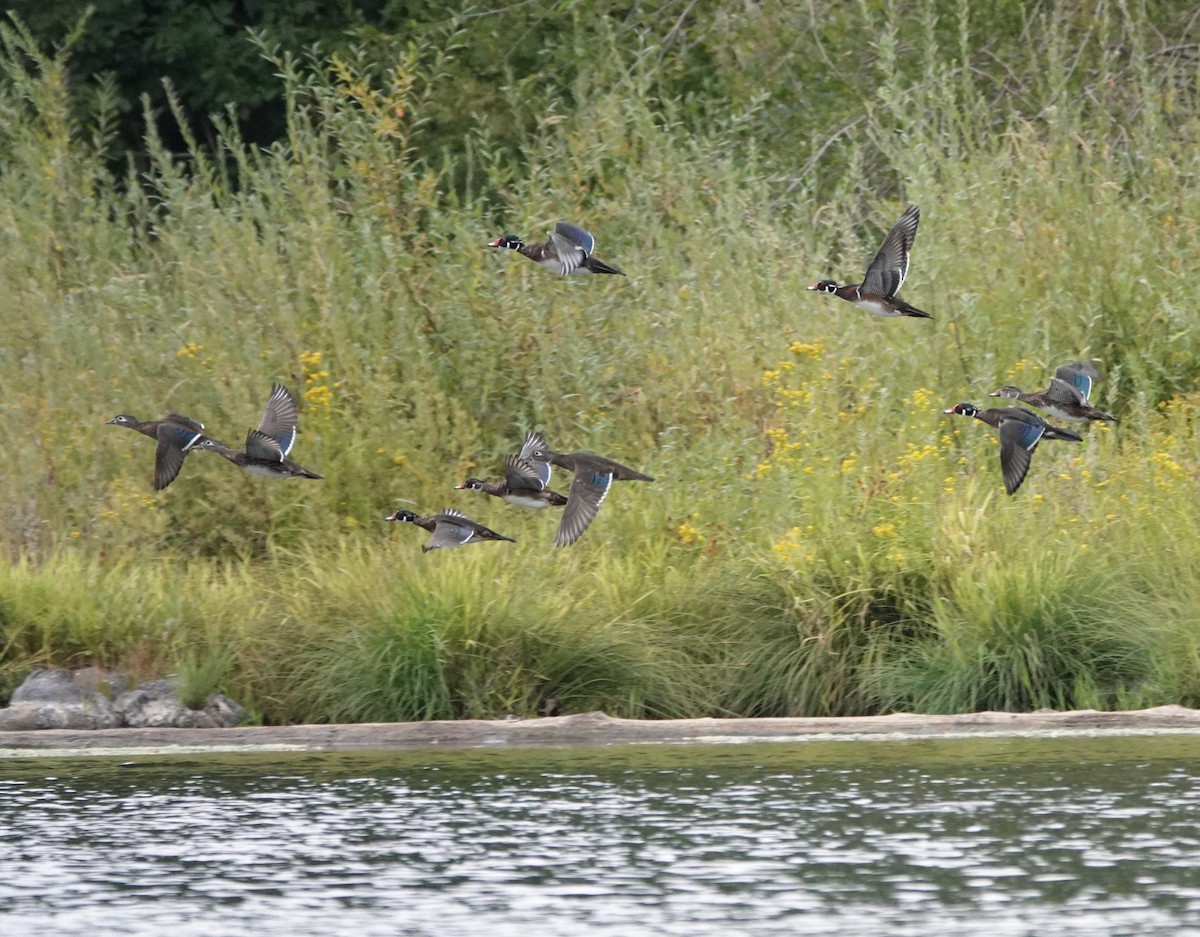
[898,442,939,466]
[677,516,705,545]
[304,384,333,409]
[788,341,825,359]
[772,526,812,563]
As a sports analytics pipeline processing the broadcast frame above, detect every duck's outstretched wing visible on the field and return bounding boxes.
[861,205,920,299]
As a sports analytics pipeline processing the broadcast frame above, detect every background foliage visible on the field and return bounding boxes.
[2,0,1200,722]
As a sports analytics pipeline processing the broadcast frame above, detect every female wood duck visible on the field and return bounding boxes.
[106,412,208,491]
[944,403,1082,495]
[195,384,323,479]
[454,432,568,509]
[384,508,515,551]
[807,205,931,318]
[488,221,625,276]
[989,362,1116,423]
[523,441,654,547]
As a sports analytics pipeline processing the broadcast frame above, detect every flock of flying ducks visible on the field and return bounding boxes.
[106,222,652,551]
[107,380,654,551]
[801,205,1116,495]
[107,212,1115,551]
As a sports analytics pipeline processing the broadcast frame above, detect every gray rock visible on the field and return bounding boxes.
[0,700,122,730]
[12,668,94,704]
[115,679,197,728]
[3,669,123,729]
[0,704,47,730]
[115,681,245,729]
[203,693,246,728]
[1,668,245,731]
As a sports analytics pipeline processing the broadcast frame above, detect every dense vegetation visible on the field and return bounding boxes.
[2,0,1200,723]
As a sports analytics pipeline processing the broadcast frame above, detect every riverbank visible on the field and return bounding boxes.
[6,3,1200,732]
[4,707,1200,758]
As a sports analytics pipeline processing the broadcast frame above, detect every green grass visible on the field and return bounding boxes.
[2,1,1200,720]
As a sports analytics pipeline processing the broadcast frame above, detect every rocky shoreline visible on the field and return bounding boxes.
[4,667,1200,758]
[0,668,244,732]
[4,705,1200,758]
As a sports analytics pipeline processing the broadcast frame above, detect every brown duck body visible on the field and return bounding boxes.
[990,362,1116,423]
[807,205,931,318]
[991,388,1116,423]
[198,436,323,479]
[944,403,1082,495]
[455,433,569,509]
[825,283,931,319]
[106,412,208,491]
[525,444,655,547]
[385,508,515,551]
[455,474,568,509]
[194,384,322,480]
[489,221,625,276]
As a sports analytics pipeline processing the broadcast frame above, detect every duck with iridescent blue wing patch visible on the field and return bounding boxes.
[807,205,931,319]
[385,508,515,552]
[195,384,323,480]
[106,411,210,491]
[523,441,654,547]
[489,221,625,276]
[944,403,1082,495]
[989,362,1116,423]
[454,432,568,509]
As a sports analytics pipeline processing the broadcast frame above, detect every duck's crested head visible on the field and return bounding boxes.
[194,438,232,454]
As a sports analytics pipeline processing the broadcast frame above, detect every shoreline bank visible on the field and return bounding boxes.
[3,706,1200,758]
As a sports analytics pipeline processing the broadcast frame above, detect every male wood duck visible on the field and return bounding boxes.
[384,508,515,551]
[944,403,1082,495]
[989,362,1116,423]
[523,441,654,547]
[454,432,568,509]
[489,221,625,276]
[106,412,208,491]
[195,384,323,479]
[807,205,931,318]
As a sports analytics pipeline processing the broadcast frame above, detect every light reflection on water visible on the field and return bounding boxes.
[3,735,1200,935]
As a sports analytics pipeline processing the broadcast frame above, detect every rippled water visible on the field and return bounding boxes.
[3,734,1200,935]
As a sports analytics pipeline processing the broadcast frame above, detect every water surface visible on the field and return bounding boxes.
[3,734,1200,935]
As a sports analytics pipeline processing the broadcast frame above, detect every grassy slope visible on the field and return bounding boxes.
[2,0,1200,720]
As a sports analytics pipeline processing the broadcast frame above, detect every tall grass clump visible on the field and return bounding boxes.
[871,554,1154,713]
[2,1,1200,720]
[237,541,739,723]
